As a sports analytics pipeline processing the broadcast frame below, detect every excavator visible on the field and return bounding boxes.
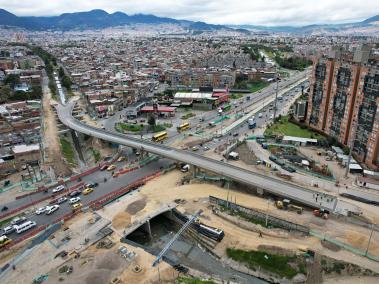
[275,199,303,214]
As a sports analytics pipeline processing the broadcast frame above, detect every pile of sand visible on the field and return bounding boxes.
[112,211,131,229]
[126,198,147,215]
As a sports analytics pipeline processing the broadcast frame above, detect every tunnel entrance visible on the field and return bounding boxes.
[125,213,178,246]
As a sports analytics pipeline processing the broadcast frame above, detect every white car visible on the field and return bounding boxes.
[258,113,263,118]
[2,225,15,235]
[52,185,65,193]
[270,114,274,119]
[35,206,48,215]
[69,197,81,204]
[46,205,59,215]
[56,197,68,204]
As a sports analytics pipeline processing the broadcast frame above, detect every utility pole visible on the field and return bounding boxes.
[273,65,279,121]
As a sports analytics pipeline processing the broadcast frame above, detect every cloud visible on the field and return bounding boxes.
[0,0,378,26]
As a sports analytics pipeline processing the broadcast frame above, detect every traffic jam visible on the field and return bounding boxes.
[0,181,99,248]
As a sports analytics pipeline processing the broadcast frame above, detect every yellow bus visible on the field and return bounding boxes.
[152,131,168,142]
[0,236,11,248]
[177,122,190,132]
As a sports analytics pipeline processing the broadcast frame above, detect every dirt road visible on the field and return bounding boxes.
[41,74,71,177]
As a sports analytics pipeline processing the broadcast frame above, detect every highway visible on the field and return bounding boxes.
[1,158,173,241]
[57,101,360,216]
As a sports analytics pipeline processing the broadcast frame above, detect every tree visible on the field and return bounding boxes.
[0,85,12,103]
[58,67,65,78]
[61,75,72,91]
[3,74,20,88]
[148,115,156,127]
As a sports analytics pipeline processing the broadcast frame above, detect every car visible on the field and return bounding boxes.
[84,182,98,188]
[100,164,109,171]
[11,216,27,225]
[270,114,274,119]
[203,146,210,151]
[82,188,93,195]
[135,151,141,156]
[56,197,68,204]
[46,205,59,215]
[52,185,65,193]
[191,146,199,151]
[117,156,126,162]
[35,206,48,215]
[258,113,263,118]
[107,164,116,171]
[69,190,81,197]
[69,197,81,204]
[72,203,83,210]
[1,225,15,235]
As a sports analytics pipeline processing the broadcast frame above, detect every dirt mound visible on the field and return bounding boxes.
[112,211,131,229]
[95,252,121,270]
[126,198,147,215]
[321,240,341,252]
[85,269,111,284]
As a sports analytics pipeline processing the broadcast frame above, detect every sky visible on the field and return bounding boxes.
[1,0,379,26]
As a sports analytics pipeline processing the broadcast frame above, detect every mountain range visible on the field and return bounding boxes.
[0,8,378,35]
[0,8,230,32]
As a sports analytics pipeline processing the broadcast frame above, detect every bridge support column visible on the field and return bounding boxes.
[144,220,152,239]
[192,165,199,178]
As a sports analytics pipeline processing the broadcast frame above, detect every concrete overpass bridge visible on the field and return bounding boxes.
[56,100,360,216]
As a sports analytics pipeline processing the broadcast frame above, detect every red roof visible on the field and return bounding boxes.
[141,106,176,113]
[212,92,228,98]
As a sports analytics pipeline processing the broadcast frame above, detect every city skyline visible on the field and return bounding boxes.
[1,0,379,26]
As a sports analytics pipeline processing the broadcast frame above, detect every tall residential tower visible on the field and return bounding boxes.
[307,45,379,170]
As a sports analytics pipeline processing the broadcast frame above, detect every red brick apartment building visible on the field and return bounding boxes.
[306,45,379,170]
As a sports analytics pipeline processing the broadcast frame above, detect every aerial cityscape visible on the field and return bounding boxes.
[0,1,378,283]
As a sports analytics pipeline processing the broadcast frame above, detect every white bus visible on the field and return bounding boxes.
[14,221,37,234]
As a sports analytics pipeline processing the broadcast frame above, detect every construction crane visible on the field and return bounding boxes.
[152,210,202,267]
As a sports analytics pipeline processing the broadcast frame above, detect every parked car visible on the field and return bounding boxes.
[191,146,199,151]
[69,190,81,197]
[117,156,126,162]
[82,188,93,195]
[107,164,116,171]
[52,185,65,193]
[36,206,48,215]
[100,164,109,171]
[46,205,59,215]
[69,197,81,204]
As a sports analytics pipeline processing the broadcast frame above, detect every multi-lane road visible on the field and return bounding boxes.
[56,100,360,216]
[1,158,173,241]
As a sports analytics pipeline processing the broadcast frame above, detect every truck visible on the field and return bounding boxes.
[248,118,256,129]
[227,152,239,160]
[180,164,190,172]
[313,208,329,219]
[275,199,303,214]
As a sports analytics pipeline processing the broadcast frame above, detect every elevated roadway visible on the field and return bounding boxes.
[57,100,360,216]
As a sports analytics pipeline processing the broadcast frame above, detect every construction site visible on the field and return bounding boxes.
[1,165,379,284]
